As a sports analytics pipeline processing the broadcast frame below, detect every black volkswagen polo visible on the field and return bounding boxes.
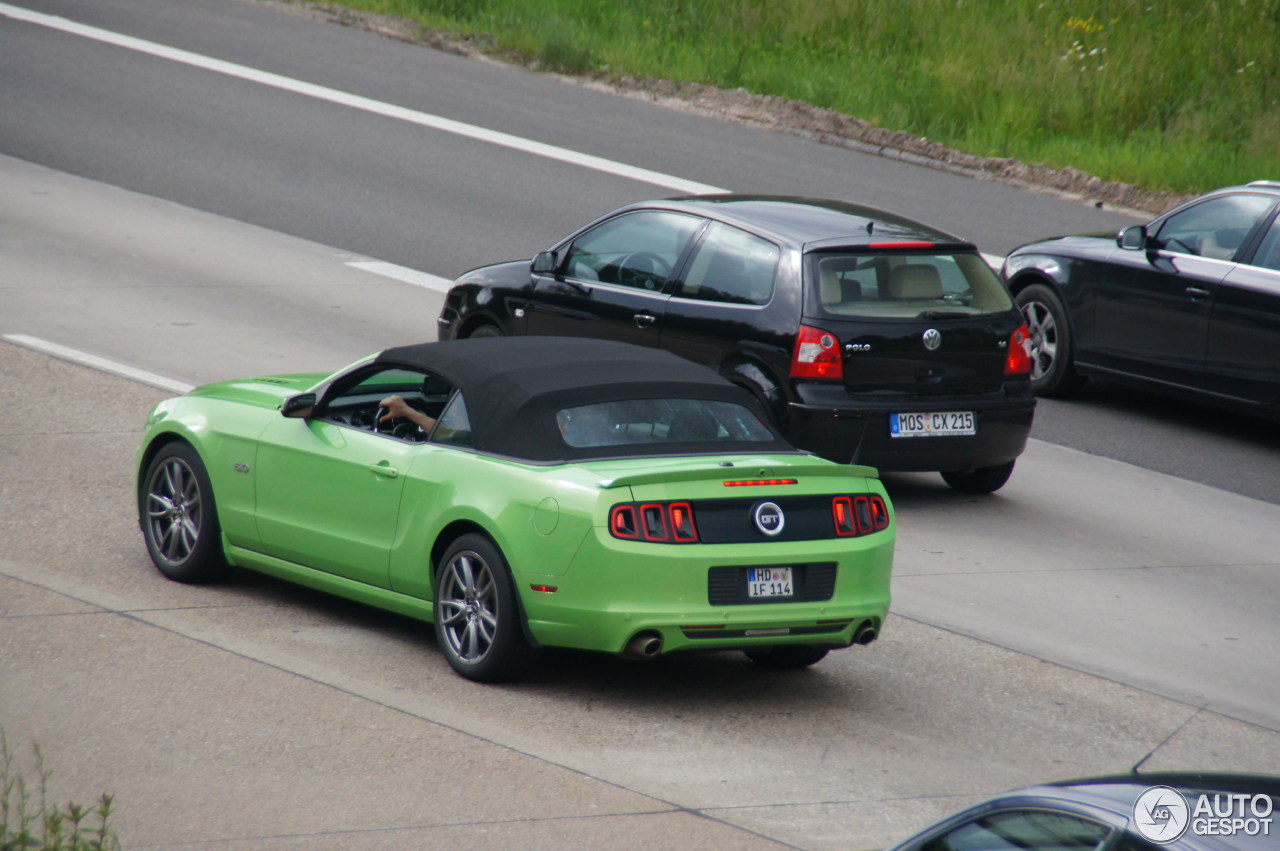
[438,196,1035,493]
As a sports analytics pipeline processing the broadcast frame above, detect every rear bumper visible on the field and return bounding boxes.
[515,528,894,655]
[784,386,1036,471]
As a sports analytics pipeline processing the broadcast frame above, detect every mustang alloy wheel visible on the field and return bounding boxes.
[434,534,535,682]
[140,442,233,583]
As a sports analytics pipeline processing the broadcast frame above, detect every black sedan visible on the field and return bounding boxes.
[438,196,1036,494]
[1002,181,1280,418]
[886,772,1279,850]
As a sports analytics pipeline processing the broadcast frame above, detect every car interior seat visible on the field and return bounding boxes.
[887,264,944,300]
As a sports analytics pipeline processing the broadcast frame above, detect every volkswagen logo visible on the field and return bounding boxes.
[752,501,785,536]
[922,328,942,350]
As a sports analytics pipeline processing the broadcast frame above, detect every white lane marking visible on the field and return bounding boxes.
[345,261,453,293]
[2,334,195,394]
[0,3,726,197]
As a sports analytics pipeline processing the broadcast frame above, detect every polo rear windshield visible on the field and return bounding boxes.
[556,398,774,449]
[807,251,1014,320]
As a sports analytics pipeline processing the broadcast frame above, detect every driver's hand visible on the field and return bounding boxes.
[379,395,412,422]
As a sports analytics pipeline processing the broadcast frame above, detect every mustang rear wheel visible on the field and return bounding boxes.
[434,534,535,682]
[140,442,234,583]
[941,460,1015,494]
[745,645,830,669]
[1015,283,1085,397]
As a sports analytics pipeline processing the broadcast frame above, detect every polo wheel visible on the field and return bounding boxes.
[434,534,535,682]
[941,460,1015,494]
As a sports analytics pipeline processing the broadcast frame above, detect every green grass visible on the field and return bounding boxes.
[2,732,120,851]
[317,0,1279,194]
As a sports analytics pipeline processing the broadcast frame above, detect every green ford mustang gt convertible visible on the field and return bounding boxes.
[136,337,895,681]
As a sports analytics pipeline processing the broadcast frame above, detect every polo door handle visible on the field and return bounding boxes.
[633,313,657,329]
[1185,287,1211,300]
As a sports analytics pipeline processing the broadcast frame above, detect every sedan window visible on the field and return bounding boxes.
[1154,194,1276,260]
[677,222,779,305]
[562,211,704,291]
[1250,214,1280,272]
[556,398,773,448]
[920,810,1110,851]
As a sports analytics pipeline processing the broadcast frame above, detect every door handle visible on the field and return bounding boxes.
[1185,287,1211,300]
[633,313,656,329]
[369,462,399,479]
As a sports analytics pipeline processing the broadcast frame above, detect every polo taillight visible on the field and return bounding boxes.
[1004,323,1034,376]
[831,495,890,537]
[791,325,843,380]
[610,501,699,543]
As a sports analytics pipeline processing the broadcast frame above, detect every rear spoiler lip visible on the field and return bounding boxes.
[598,463,880,489]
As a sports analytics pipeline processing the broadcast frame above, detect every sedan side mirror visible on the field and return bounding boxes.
[532,250,559,274]
[1118,225,1148,250]
[281,393,316,419]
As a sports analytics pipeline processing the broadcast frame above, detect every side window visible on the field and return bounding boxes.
[1249,214,1280,272]
[920,810,1110,851]
[319,367,452,442]
[1154,194,1276,260]
[431,393,473,447]
[677,222,779,305]
[562,211,703,291]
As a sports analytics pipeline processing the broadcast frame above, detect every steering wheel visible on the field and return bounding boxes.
[373,405,395,433]
[617,252,671,290]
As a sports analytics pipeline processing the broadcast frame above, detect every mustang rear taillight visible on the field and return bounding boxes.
[610,501,699,543]
[1004,323,1034,375]
[791,325,844,380]
[832,495,890,537]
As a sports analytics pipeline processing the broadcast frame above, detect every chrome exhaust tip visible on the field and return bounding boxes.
[623,631,663,659]
[853,622,879,645]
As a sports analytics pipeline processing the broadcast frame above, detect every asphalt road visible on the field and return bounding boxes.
[2,2,1279,848]
[3,0,1278,503]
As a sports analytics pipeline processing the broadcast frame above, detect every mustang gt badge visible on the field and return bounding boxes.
[752,501,785,536]
[922,328,942,350]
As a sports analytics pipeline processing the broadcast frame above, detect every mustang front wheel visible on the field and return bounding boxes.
[434,534,535,682]
[140,442,233,583]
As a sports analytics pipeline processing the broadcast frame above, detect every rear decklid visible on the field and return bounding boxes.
[801,246,1021,396]
[579,454,890,544]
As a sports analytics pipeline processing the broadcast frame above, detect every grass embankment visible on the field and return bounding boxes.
[317,0,1278,195]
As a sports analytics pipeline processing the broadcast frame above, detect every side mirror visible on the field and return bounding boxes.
[1118,225,1148,250]
[532,250,559,274]
[281,393,316,419]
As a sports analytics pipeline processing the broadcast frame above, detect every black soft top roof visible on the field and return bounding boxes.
[375,337,791,461]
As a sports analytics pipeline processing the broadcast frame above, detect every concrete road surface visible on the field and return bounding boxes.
[2,157,1278,850]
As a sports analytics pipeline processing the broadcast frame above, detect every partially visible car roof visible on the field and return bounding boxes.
[375,337,790,461]
[627,194,970,250]
[888,772,1280,851]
